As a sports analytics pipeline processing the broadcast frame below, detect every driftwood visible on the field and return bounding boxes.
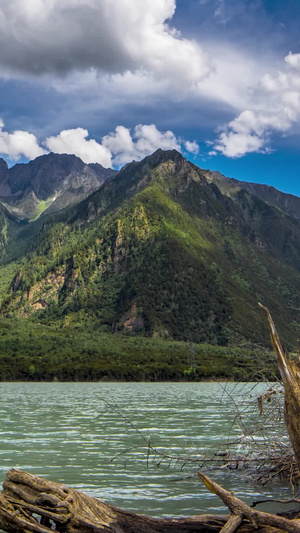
[259,304,300,473]
[0,468,235,533]
[0,468,300,533]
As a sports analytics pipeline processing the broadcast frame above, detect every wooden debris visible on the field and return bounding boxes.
[198,470,300,533]
[259,303,300,474]
[0,468,300,533]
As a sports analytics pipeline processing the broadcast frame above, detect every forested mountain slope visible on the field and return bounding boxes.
[0,149,300,348]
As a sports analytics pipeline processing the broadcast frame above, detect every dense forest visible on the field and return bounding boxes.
[0,317,276,381]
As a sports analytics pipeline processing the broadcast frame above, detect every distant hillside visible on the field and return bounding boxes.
[1,149,300,349]
[0,153,116,221]
[210,170,300,220]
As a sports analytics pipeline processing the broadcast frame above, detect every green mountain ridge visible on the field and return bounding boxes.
[0,148,299,351]
[210,170,300,221]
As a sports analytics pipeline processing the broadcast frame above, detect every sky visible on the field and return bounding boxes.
[0,0,300,195]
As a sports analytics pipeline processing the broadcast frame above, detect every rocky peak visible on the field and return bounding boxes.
[0,158,8,179]
[0,158,9,195]
[0,153,117,220]
[145,148,184,166]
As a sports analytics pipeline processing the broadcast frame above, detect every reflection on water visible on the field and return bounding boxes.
[0,382,294,518]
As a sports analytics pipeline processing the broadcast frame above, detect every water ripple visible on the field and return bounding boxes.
[0,382,288,519]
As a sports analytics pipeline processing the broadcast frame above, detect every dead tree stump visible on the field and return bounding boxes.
[259,304,300,474]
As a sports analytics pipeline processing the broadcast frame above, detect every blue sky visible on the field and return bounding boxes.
[0,0,300,195]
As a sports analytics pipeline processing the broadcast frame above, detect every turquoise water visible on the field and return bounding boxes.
[0,382,294,519]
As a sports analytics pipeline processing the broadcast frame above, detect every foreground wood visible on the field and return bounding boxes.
[1,469,300,533]
[259,304,300,473]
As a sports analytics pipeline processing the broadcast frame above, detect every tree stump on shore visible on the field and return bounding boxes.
[1,468,300,533]
[258,304,300,474]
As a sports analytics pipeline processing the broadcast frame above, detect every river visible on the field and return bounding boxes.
[0,381,295,521]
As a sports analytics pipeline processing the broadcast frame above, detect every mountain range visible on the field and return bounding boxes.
[0,149,299,349]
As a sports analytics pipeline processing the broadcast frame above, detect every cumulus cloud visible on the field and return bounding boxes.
[45,128,112,167]
[184,140,200,155]
[0,119,46,160]
[285,52,300,69]
[101,124,200,166]
[102,124,182,167]
[0,0,210,89]
[45,124,183,167]
[213,52,300,157]
[214,130,265,158]
[0,119,200,168]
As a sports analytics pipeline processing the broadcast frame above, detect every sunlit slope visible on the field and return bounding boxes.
[1,149,300,347]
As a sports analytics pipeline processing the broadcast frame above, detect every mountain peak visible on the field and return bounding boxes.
[0,157,8,171]
[0,158,9,196]
[145,148,184,166]
[0,152,116,220]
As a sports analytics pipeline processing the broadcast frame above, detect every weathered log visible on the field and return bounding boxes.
[0,468,300,533]
[259,304,300,473]
[0,468,228,533]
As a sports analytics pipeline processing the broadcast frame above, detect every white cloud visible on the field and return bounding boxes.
[213,52,300,157]
[0,0,210,90]
[46,124,182,168]
[28,25,270,121]
[195,44,268,110]
[0,119,46,160]
[0,1,279,138]
[102,126,135,161]
[0,119,199,168]
[214,131,265,158]
[184,140,200,154]
[45,128,112,167]
[285,52,300,69]
[102,124,181,167]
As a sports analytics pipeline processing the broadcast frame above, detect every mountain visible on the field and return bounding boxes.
[0,153,116,221]
[209,170,300,220]
[1,148,300,349]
